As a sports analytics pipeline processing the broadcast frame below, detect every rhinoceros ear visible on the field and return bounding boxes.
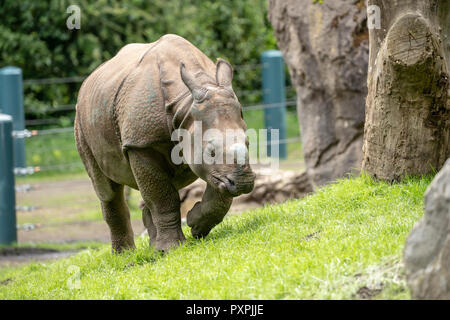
[216,58,233,88]
[180,62,207,102]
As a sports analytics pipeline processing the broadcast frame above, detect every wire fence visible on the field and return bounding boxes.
[23,88,296,121]
[22,98,300,174]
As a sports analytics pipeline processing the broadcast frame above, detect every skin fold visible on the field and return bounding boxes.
[75,34,255,252]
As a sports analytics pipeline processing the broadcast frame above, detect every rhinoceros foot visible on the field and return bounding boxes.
[187,201,230,239]
[155,228,186,252]
[187,202,212,239]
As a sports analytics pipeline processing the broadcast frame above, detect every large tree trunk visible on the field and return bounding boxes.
[362,0,450,181]
[268,0,369,189]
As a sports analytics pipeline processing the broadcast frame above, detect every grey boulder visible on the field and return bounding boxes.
[404,158,450,299]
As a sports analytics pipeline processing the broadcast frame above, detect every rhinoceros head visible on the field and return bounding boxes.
[178,59,255,197]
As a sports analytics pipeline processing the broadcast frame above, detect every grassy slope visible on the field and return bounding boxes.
[0,174,431,300]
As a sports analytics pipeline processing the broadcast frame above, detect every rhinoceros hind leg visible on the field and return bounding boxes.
[128,148,185,252]
[75,124,135,253]
[99,184,136,253]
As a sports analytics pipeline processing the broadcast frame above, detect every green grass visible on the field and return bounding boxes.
[26,130,81,168]
[0,174,431,299]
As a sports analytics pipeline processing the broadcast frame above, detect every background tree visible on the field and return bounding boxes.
[268,0,369,188]
[362,0,450,181]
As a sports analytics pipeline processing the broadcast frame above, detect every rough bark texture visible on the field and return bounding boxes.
[404,158,450,299]
[362,0,450,181]
[268,0,368,189]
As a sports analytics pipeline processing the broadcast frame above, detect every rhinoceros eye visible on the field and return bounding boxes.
[205,143,216,158]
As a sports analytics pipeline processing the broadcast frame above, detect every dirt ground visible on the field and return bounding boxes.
[0,247,80,267]
[15,178,145,244]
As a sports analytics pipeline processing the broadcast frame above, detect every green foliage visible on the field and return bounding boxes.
[0,175,432,299]
[0,0,276,119]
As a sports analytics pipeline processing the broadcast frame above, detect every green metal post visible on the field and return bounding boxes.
[261,50,287,159]
[0,114,17,245]
[0,66,26,168]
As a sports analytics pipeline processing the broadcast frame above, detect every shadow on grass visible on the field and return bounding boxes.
[202,211,277,242]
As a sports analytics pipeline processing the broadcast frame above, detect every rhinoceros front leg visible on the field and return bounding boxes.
[128,149,185,251]
[187,184,233,238]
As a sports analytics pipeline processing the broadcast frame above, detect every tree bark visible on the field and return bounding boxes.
[268,0,369,188]
[362,0,450,181]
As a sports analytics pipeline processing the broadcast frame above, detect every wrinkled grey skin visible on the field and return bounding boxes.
[75,34,255,252]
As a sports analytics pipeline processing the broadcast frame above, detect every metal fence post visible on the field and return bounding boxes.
[0,66,26,168]
[261,50,287,159]
[0,114,17,245]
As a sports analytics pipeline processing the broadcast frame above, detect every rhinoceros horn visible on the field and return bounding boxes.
[180,62,208,102]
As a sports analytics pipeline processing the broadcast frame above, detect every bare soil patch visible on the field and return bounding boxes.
[0,247,79,267]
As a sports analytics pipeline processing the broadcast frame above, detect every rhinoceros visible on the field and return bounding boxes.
[75,34,255,252]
